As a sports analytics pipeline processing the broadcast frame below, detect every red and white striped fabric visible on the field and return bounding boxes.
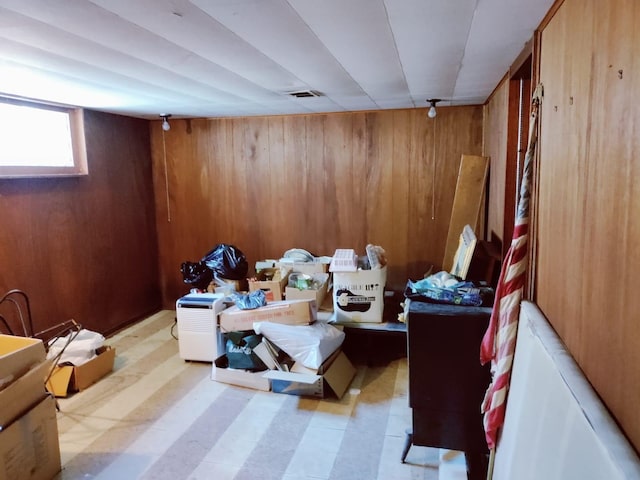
[480,90,540,451]
[480,214,529,450]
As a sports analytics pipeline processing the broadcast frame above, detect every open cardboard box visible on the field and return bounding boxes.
[263,348,356,399]
[275,258,330,275]
[0,334,46,389]
[285,272,330,308]
[248,267,290,301]
[46,345,115,397]
[211,354,271,392]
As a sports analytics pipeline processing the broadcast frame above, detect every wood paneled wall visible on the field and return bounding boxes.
[150,107,484,307]
[0,111,161,336]
[483,80,509,245]
[536,0,640,452]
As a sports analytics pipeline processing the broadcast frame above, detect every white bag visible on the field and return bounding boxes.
[253,321,345,369]
[47,329,105,366]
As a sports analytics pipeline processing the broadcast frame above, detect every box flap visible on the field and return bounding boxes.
[263,370,321,384]
[253,342,278,370]
[212,355,271,392]
[289,362,319,375]
[322,352,356,399]
[0,360,51,427]
[0,335,46,390]
[46,365,74,398]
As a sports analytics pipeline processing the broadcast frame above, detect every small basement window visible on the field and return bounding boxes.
[0,96,87,178]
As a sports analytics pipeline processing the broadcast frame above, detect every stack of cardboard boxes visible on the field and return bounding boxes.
[211,292,356,399]
[212,261,355,398]
[0,335,61,480]
[249,258,332,308]
[211,298,317,392]
[204,251,390,398]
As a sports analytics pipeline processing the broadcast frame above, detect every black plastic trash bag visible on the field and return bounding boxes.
[180,261,213,290]
[202,244,248,280]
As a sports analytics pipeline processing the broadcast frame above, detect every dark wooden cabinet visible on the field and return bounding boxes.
[402,300,491,479]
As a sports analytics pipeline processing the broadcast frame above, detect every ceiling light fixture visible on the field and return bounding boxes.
[426,99,440,119]
[160,113,172,131]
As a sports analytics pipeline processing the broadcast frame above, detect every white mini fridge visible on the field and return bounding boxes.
[176,293,226,362]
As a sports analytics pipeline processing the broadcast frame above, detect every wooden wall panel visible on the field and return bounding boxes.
[406,110,435,279]
[537,0,640,452]
[365,111,396,262]
[151,106,484,306]
[0,111,160,336]
[484,79,509,244]
[389,110,413,278]
[442,155,490,271]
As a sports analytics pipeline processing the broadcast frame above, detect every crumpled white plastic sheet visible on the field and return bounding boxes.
[46,329,105,366]
[253,321,344,369]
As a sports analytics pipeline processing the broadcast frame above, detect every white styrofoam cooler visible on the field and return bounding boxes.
[176,293,226,362]
[332,266,387,323]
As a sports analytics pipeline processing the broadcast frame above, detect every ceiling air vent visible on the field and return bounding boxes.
[287,90,323,98]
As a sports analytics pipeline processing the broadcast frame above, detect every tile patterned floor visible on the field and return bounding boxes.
[53,310,461,480]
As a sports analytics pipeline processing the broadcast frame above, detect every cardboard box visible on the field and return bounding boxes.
[0,335,46,390]
[248,268,290,302]
[46,345,115,397]
[255,260,277,272]
[332,266,387,323]
[211,355,270,392]
[219,299,317,333]
[285,272,330,307]
[275,259,330,275]
[207,278,249,294]
[0,360,50,428]
[263,349,356,399]
[0,395,61,480]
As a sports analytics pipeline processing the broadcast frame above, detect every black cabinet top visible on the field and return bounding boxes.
[407,300,492,317]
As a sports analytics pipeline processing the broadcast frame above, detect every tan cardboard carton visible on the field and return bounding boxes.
[263,348,356,399]
[248,267,290,301]
[0,360,50,428]
[0,335,46,390]
[0,395,61,480]
[219,299,316,333]
[46,345,115,397]
[275,259,330,275]
[285,272,330,307]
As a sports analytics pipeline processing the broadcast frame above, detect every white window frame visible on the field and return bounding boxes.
[0,96,88,178]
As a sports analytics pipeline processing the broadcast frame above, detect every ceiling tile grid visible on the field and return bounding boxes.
[0,0,554,118]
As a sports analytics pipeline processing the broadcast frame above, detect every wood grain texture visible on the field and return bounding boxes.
[0,111,160,336]
[484,79,509,246]
[150,106,484,305]
[442,155,489,272]
[502,76,531,257]
[537,0,640,452]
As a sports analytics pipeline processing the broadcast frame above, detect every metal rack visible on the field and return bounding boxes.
[0,289,82,348]
[0,289,84,407]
